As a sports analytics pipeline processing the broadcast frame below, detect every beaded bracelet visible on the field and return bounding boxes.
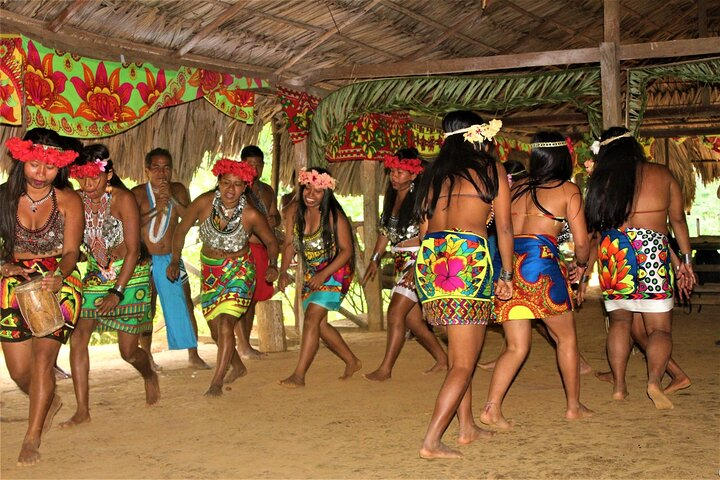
[371,252,382,264]
[107,287,125,302]
[498,269,513,282]
[576,260,588,269]
[581,274,590,284]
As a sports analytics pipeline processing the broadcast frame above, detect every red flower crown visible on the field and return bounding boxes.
[70,159,108,179]
[5,137,78,168]
[383,155,424,175]
[211,158,257,183]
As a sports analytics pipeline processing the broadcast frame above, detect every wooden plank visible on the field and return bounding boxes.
[618,36,720,60]
[47,0,87,33]
[600,42,622,128]
[638,126,720,137]
[604,0,620,45]
[362,160,383,332]
[177,1,248,56]
[274,0,382,75]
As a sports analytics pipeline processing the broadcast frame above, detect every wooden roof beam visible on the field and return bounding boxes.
[47,0,88,33]
[274,0,382,76]
[404,9,495,61]
[379,0,499,54]
[176,0,248,57]
[639,126,720,137]
[504,1,596,45]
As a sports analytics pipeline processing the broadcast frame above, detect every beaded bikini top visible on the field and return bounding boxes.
[199,191,249,253]
[379,215,419,246]
[82,192,124,267]
[15,188,65,254]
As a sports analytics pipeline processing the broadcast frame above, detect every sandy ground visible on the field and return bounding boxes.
[1,291,719,479]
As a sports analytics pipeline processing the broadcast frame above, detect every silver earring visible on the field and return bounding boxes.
[409,182,414,193]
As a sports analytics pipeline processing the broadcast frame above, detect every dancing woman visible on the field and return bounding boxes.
[363,149,447,381]
[62,144,160,428]
[583,127,694,409]
[481,132,593,430]
[0,129,83,465]
[414,111,513,459]
[169,158,279,396]
[277,168,361,387]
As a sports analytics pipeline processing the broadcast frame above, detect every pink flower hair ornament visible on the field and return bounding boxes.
[5,137,78,168]
[211,158,257,183]
[70,158,108,179]
[383,155,424,175]
[298,168,336,190]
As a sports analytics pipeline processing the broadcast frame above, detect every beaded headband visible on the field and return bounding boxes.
[443,119,502,143]
[5,137,78,168]
[531,137,575,156]
[70,158,108,179]
[212,158,257,183]
[383,155,424,175]
[590,132,633,154]
[298,168,336,190]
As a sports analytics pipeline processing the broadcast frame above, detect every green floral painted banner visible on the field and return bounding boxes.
[8,35,268,137]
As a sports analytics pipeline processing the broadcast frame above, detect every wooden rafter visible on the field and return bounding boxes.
[47,0,87,33]
[404,9,495,61]
[274,0,382,75]
[335,34,402,60]
[504,1,596,45]
[379,0,499,54]
[176,0,248,57]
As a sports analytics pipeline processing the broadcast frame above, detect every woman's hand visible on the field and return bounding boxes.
[0,263,34,281]
[166,261,180,282]
[277,270,293,291]
[495,278,513,301]
[98,292,121,316]
[265,265,279,283]
[361,262,378,286]
[41,272,64,293]
[307,271,329,291]
[675,263,696,301]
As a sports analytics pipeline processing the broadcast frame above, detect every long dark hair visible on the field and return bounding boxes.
[512,132,573,209]
[585,127,645,231]
[416,111,499,220]
[295,167,354,269]
[76,144,129,190]
[0,128,72,260]
[380,148,424,234]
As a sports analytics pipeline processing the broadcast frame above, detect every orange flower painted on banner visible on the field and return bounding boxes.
[137,68,167,116]
[71,62,136,122]
[189,69,233,97]
[24,42,73,115]
[598,235,634,294]
[0,81,18,123]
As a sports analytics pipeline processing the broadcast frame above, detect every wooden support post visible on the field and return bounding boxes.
[362,160,383,331]
[256,300,287,352]
[292,140,308,333]
[271,121,281,193]
[601,0,622,129]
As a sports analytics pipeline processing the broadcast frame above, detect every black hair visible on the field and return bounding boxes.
[512,131,573,206]
[503,159,527,178]
[416,111,498,220]
[380,147,424,235]
[77,144,129,190]
[585,127,645,231]
[241,145,264,161]
[295,167,354,271]
[0,128,72,260]
[144,148,172,168]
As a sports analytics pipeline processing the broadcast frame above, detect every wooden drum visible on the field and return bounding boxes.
[14,277,64,337]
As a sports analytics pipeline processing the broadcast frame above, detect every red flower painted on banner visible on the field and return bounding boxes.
[0,81,18,123]
[137,68,167,116]
[23,42,73,114]
[71,62,136,122]
[189,69,233,97]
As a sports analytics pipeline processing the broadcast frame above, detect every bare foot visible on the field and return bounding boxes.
[43,394,62,433]
[566,403,594,420]
[188,354,211,370]
[17,440,41,467]
[363,368,391,382]
[144,372,161,406]
[223,364,248,384]
[579,360,593,375]
[595,371,613,383]
[479,402,513,430]
[423,361,447,375]
[477,360,496,372]
[419,442,463,459]
[664,375,691,395]
[59,411,91,428]
[647,383,674,410]
[239,347,267,361]
[278,375,305,388]
[457,423,495,444]
[148,354,162,372]
[339,359,362,380]
[53,365,71,380]
[612,389,629,401]
[204,383,223,397]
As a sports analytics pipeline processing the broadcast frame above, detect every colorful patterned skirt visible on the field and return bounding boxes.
[415,230,494,326]
[81,256,152,335]
[494,234,573,322]
[391,246,419,302]
[599,227,674,313]
[201,253,255,321]
[1,257,82,343]
[302,251,353,312]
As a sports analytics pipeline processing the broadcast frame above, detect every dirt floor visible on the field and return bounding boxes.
[1,290,719,479]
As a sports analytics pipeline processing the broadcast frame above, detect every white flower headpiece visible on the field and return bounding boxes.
[444,119,502,143]
[590,131,633,155]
